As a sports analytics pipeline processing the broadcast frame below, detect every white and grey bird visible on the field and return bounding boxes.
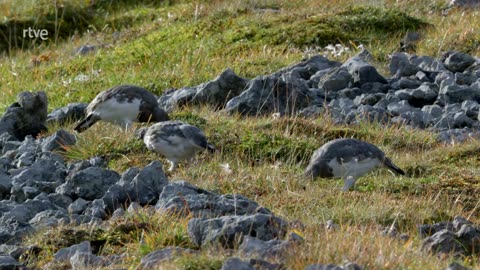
[74,85,169,133]
[143,121,216,171]
[304,138,405,191]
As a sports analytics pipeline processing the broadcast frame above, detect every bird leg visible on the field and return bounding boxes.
[123,121,133,133]
[168,161,177,172]
[342,176,357,191]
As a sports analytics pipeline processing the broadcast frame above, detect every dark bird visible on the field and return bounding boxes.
[304,138,405,191]
[143,121,216,171]
[74,85,169,132]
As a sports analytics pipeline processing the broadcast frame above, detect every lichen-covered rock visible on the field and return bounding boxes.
[188,213,288,248]
[442,51,476,73]
[56,167,120,200]
[47,103,88,125]
[138,246,198,270]
[155,181,271,218]
[41,129,76,152]
[158,68,249,112]
[225,74,312,116]
[118,161,168,205]
[0,91,48,141]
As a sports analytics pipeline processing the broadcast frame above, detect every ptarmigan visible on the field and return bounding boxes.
[304,138,405,191]
[74,85,169,132]
[143,121,216,171]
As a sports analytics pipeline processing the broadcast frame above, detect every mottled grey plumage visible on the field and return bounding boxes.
[304,138,405,191]
[74,85,169,132]
[143,121,215,171]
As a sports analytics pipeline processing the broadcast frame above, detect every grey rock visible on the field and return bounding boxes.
[54,241,91,263]
[456,224,480,254]
[328,98,356,113]
[308,70,330,88]
[127,201,143,215]
[1,141,21,155]
[221,257,255,270]
[455,72,477,86]
[356,105,388,123]
[274,55,341,78]
[433,115,455,130]
[188,213,288,248]
[41,129,76,152]
[304,264,344,270]
[14,152,34,168]
[155,181,271,218]
[70,251,107,270]
[453,216,474,231]
[445,103,464,115]
[297,105,324,118]
[421,229,467,256]
[416,71,430,82]
[10,158,66,202]
[453,112,476,128]
[249,258,284,270]
[0,91,48,141]
[395,83,438,107]
[389,52,420,77]
[68,198,90,215]
[318,67,352,92]
[397,111,427,128]
[110,208,125,220]
[0,172,11,200]
[353,93,385,106]
[123,161,168,205]
[443,51,476,73]
[439,83,480,103]
[437,128,480,144]
[391,77,422,90]
[46,193,73,209]
[83,199,107,219]
[101,184,129,213]
[410,55,448,72]
[225,74,312,116]
[461,100,479,117]
[387,101,417,116]
[445,262,472,270]
[418,221,455,239]
[56,167,120,200]
[420,216,480,257]
[0,255,23,270]
[66,156,107,176]
[138,246,198,270]
[29,209,69,229]
[239,236,292,259]
[47,103,88,125]
[158,68,249,112]
[336,88,361,99]
[342,54,387,86]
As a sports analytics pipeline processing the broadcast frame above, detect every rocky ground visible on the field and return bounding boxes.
[0,47,479,269]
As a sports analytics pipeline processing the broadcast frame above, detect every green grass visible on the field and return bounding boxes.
[3,0,480,269]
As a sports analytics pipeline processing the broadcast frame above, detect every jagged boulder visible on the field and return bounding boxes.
[158,68,249,111]
[0,91,48,141]
[188,213,289,248]
[155,181,271,217]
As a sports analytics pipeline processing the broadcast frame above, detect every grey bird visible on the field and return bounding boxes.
[143,121,216,171]
[74,85,169,132]
[304,138,405,191]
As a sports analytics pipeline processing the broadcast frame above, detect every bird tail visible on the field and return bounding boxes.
[383,157,405,176]
[206,143,216,153]
[74,114,98,133]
